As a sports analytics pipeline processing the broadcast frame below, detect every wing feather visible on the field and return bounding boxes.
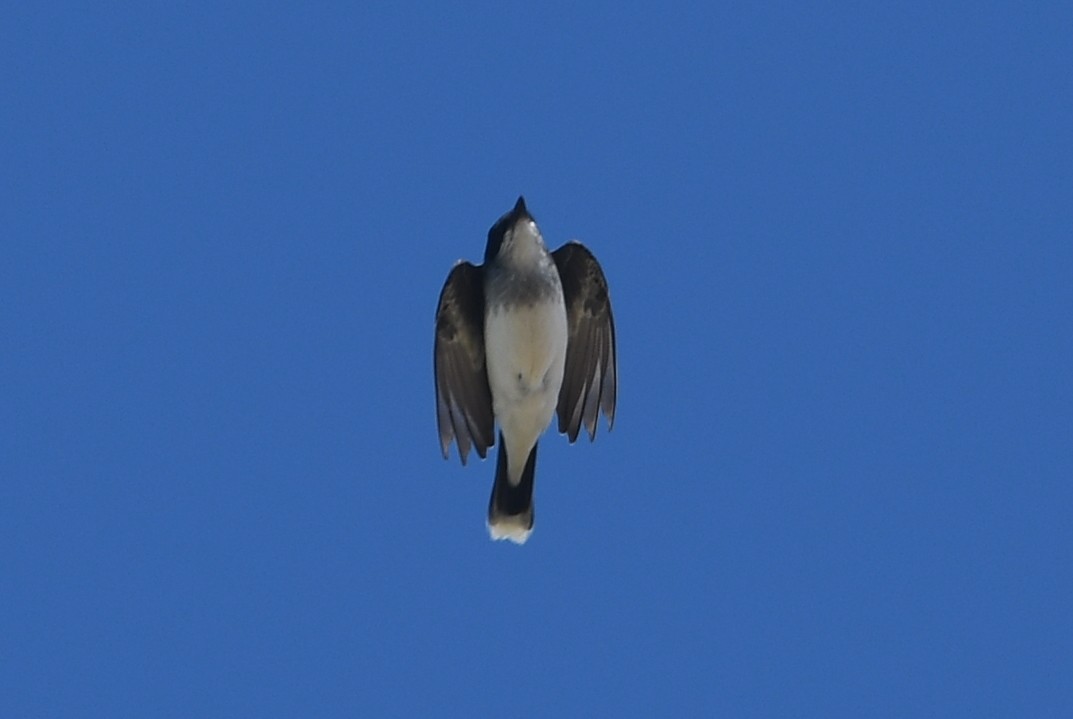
[552,242,617,442]
[434,262,494,463]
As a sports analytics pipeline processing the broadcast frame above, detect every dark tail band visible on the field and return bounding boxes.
[487,434,536,543]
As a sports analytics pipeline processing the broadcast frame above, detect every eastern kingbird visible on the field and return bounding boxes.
[434,196,617,544]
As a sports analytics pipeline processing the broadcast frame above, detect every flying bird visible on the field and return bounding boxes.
[434,196,617,543]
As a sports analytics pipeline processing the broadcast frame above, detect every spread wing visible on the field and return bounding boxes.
[552,242,617,442]
[434,261,495,463]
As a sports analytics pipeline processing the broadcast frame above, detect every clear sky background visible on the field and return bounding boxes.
[3,2,1072,716]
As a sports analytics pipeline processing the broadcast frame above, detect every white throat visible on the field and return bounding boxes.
[499,220,547,267]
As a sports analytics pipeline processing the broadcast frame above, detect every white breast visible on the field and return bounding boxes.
[485,299,568,402]
[484,297,568,479]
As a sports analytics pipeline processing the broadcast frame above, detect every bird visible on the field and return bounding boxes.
[434,196,617,544]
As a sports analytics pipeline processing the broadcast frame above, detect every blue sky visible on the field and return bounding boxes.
[3,2,1071,716]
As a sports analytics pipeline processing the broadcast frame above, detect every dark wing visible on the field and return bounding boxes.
[434,261,495,464]
[552,242,617,442]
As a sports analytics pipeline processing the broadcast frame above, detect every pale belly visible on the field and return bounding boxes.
[484,300,568,476]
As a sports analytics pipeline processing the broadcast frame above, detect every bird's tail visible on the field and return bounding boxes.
[487,435,536,544]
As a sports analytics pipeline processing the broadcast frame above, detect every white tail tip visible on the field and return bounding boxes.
[487,517,533,544]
